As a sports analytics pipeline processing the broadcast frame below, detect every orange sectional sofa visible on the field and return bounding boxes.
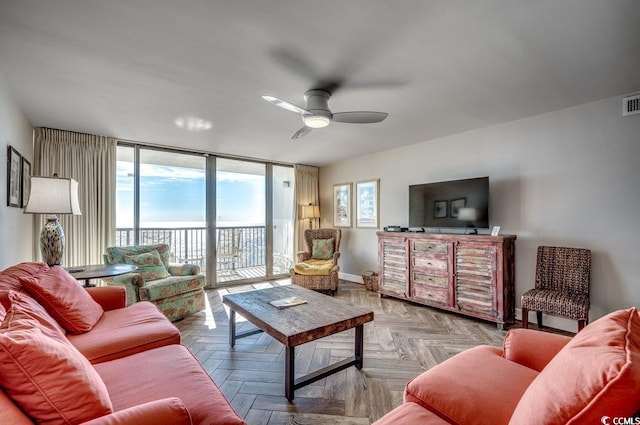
[374,307,640,425]
[0,262,245,425]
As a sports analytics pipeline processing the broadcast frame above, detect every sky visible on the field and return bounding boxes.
[116,161,266,228]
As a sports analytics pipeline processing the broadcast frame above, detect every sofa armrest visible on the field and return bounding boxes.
[503,328,572,372]
[82,398,192,425]
[332,252,341,264]
[296,252,311,262]
[85,286,127,311]
[103,272,145,287]
[168,263,201,276]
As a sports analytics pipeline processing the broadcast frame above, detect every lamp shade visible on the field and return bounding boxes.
[24,176,81,215]
[300,204,320,219]
[458,207,478,222]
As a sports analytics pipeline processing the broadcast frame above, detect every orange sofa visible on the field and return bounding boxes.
[374,307,640,425]
[0,262,245,425]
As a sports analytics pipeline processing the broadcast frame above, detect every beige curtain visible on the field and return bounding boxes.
[294,164,319,253]
[33,128,117,267]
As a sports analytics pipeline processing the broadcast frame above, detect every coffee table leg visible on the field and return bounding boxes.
[355,324,364,370]
[229,309,236,348]
[285,346,295,402]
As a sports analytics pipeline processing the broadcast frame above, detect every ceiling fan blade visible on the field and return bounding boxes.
[262,95,310,115]
[332,111,388,124]
[291,126,313,140]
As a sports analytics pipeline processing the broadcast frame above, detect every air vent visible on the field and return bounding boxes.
[623,94,640,116]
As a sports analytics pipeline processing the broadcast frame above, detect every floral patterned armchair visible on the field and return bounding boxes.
[103,244,205,321]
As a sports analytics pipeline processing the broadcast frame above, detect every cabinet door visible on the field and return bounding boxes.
[455,242,497,318]
[411,240,452,307]
[379,237,409,298]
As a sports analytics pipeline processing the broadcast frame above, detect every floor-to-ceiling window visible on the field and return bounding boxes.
[116,144,294,287]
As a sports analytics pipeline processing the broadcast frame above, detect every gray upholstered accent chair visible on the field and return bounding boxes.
[521,246,591,332]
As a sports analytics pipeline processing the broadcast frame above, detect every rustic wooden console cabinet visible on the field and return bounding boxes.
[377,232,516,328]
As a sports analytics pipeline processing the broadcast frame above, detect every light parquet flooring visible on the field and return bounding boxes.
[176,280,508,424]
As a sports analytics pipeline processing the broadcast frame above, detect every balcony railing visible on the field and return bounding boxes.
[115,225,292,278]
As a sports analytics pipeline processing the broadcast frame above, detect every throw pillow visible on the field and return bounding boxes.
[0,291,113,424]
[509,307,640,424]
[123,250,169,281]
[19,266,104,334]
[2,291,66,339]
[311,238,335,260]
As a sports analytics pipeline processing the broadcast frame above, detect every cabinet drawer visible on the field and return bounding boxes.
[413,256,447,271]
[413,271,447,288]
[413,241,448,254]
[413,284,448,305]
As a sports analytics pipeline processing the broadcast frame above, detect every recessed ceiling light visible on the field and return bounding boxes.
[174,116,213,131]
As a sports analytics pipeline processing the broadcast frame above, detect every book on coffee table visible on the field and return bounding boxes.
[269,296,307,309]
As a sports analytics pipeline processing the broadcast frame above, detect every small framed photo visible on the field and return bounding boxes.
[333,183,352,228]
[450,197,466,218]
[21,157,31,208]
[491,226,501,236]
[433,200,447,218]
[6,146,22,208]
[356,179,380,228]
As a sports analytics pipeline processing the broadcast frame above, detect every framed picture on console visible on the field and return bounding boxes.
[434,200,447,218]
[356,179,379,228]
[6,146,22,208]
[333,183,352,228]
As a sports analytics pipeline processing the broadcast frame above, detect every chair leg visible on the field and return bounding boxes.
[522,308,529,329]
[578,319,587,332]
[536,311,543,329]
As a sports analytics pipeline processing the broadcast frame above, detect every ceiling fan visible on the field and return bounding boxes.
[262,89,388,139]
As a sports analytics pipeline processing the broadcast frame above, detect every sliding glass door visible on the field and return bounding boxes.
[116,144,293,287]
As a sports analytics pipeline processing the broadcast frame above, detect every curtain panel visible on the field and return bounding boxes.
[33,127,117,267]
[293,164,319,254]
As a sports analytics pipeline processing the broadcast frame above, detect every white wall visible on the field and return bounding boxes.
[320,94,640,331]
[0,72,34,268]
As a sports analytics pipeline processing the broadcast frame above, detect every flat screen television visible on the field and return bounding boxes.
[409,177,489,230]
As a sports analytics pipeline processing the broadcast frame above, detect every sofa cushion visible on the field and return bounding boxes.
[372,402,451,425]
[405,345,538,425]
[311,238,335,260]
[123,250,169,281]
[151,289,206,322]
[1,291,66,339]
[67,301,181,363]
[0,262,50,309]
[19,266,104,334]
[94,344,245,425]
[510,307,640,425]
[0,388,32,425]
[0,291,113,424]
[138,274,205,302]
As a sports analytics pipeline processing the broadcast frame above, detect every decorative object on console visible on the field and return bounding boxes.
[23,175,81,266]
[299,203,320,229]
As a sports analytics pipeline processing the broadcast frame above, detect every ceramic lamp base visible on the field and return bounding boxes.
[40,216,65,266]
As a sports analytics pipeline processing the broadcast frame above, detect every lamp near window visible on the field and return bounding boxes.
[300,203,320,229]
[24,176,81,266]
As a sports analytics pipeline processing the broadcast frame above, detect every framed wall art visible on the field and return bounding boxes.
[6,146,22,207]
[21,157,31,208]
[356,179,379,228]
[332,183,352,228]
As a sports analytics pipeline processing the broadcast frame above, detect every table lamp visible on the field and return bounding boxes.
[300,204,320,229]
[23,176,82,266]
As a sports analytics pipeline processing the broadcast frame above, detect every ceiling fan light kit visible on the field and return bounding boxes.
[262,88,388,139]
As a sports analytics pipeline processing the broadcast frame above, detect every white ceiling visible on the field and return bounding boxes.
[1,1,639,167]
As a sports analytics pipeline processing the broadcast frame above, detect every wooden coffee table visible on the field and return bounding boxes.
[222,285,374,401]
